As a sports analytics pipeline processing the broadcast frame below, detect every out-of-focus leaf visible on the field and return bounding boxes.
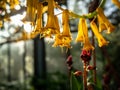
[94,77,102,90]
[70,72,81,90]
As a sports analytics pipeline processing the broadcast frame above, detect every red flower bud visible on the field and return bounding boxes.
[81,50,91,62]
[66,55,73,66]
[74,71,82,76]
[87,65,96,70]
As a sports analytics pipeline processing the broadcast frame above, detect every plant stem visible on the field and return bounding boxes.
[88,0,99,84]
[55,2,97,19]
[83,62,87,90]
[92,32,97,84]
[98,0,106,8]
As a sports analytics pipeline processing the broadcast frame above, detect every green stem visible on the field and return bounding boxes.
[55,2,97,19]
[98,0,106,8]
[92,32,97,84]
[69,11,97,19]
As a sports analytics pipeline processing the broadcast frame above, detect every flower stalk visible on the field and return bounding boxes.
[88,0,99,86]
[91,31,97,84]
[81,50,92,90]
[83,62,88,90]
[55,2,97,19]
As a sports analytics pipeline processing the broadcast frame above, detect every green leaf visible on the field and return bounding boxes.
[70,72,82,90]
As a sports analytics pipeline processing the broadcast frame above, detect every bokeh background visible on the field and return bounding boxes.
[0,0,120,90]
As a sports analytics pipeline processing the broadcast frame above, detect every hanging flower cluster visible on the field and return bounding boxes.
[52,10,72,48]
[23,0,119,51]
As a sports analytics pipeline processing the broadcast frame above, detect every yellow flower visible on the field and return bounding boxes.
[23,0,37,23]
[112,0,120,9]
[83,38,94,51]
[90,21,109,47]
[62,10,71,37]
[41,0,60,38]
[33,2,43,34]
[97,7,115,34]
[81,18,94,51]
[75,18,84,42]
[52,10,72,48]
[76,18,94,51]
[52,34,71,48]
[41,15,60,38]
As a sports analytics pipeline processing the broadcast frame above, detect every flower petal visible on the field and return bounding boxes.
[52,34,71,48]
[112,0,120,9]
[75,18,84,42]
[52,9,72,48]
[40,0,60,38]
[62,10,71,37]
[82,19,94,51]
[83,38,94,51]
[34,2,43,33]
[76,18,94,51]
[97,7,115,34]
[90,21,109,47]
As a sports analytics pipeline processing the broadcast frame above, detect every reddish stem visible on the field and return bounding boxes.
[83,62,88,90]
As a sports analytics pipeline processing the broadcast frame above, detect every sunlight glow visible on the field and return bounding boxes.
[24,22,33,33]
[10,12,26,26]
[15,5,21,10]
[0,31,10,37]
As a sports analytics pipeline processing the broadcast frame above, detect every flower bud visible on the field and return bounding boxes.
[87,82,94,90]
[87,65,96,70]
[66,55,73,66]
[74,71,82,76]
[81,50,91,62]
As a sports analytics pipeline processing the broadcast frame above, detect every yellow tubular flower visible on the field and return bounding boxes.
[30,0,35,21]
[75,18,94,51]
[82,19,94,51]
[52,34,71,48]
[62,10,71,37]
[34,2,43,33]
[75,18,84,42]
[112,0,120,9]
[83,37,94,51]
[90,21,109,47]
[97,15,107,32]
[22,0,37,23]
[41,0,60,38]
[54,15,60,32]
[52,10,72,48]
[97,7,115,34]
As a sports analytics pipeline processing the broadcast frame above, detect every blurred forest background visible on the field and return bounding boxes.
[0,0,120,90]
